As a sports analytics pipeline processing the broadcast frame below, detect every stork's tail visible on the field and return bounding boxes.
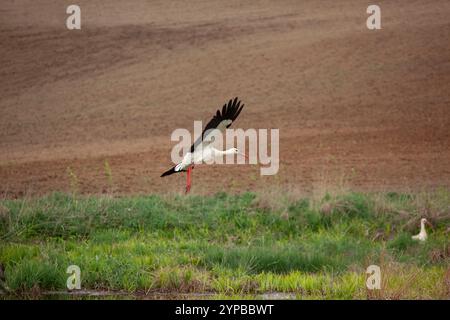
[160,166,177,177]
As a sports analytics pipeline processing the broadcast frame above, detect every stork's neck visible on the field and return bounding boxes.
[420,220,426,234]
[212,148,235,155]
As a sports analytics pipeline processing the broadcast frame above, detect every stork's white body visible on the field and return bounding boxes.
[412,218,428,242]
[175,146,239,172]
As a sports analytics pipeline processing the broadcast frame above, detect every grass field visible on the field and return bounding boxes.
[0,189,448,299]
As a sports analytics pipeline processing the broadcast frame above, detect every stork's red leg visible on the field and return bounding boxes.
[185,167,192,194]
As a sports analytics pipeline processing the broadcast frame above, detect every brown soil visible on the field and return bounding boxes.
[1,0,450,198]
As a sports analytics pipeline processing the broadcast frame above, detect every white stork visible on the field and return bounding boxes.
[411,218,431,242]
[161,97,247,193]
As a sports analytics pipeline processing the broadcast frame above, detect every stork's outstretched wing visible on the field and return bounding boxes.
[190,97,244,152]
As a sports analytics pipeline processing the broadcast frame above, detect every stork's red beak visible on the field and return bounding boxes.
[239,152,248,160]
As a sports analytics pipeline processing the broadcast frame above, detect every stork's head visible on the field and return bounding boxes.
[229,148,248,159]
[421,218,433,228]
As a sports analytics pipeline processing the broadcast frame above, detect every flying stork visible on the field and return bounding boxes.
[161,97,247,193]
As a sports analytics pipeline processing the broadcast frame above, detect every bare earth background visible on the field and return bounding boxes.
[1,0,450,198]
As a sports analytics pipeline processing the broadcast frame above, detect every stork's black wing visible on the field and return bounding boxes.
[190,97,244,152]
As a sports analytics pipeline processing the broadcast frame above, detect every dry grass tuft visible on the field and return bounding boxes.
[310,167,353,203]
[251,184,304,216]
[150,267,211,293]
[371,188,450,232]
[365,253,449,300]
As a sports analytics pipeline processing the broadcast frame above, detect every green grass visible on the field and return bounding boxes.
[0,190,448,299]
